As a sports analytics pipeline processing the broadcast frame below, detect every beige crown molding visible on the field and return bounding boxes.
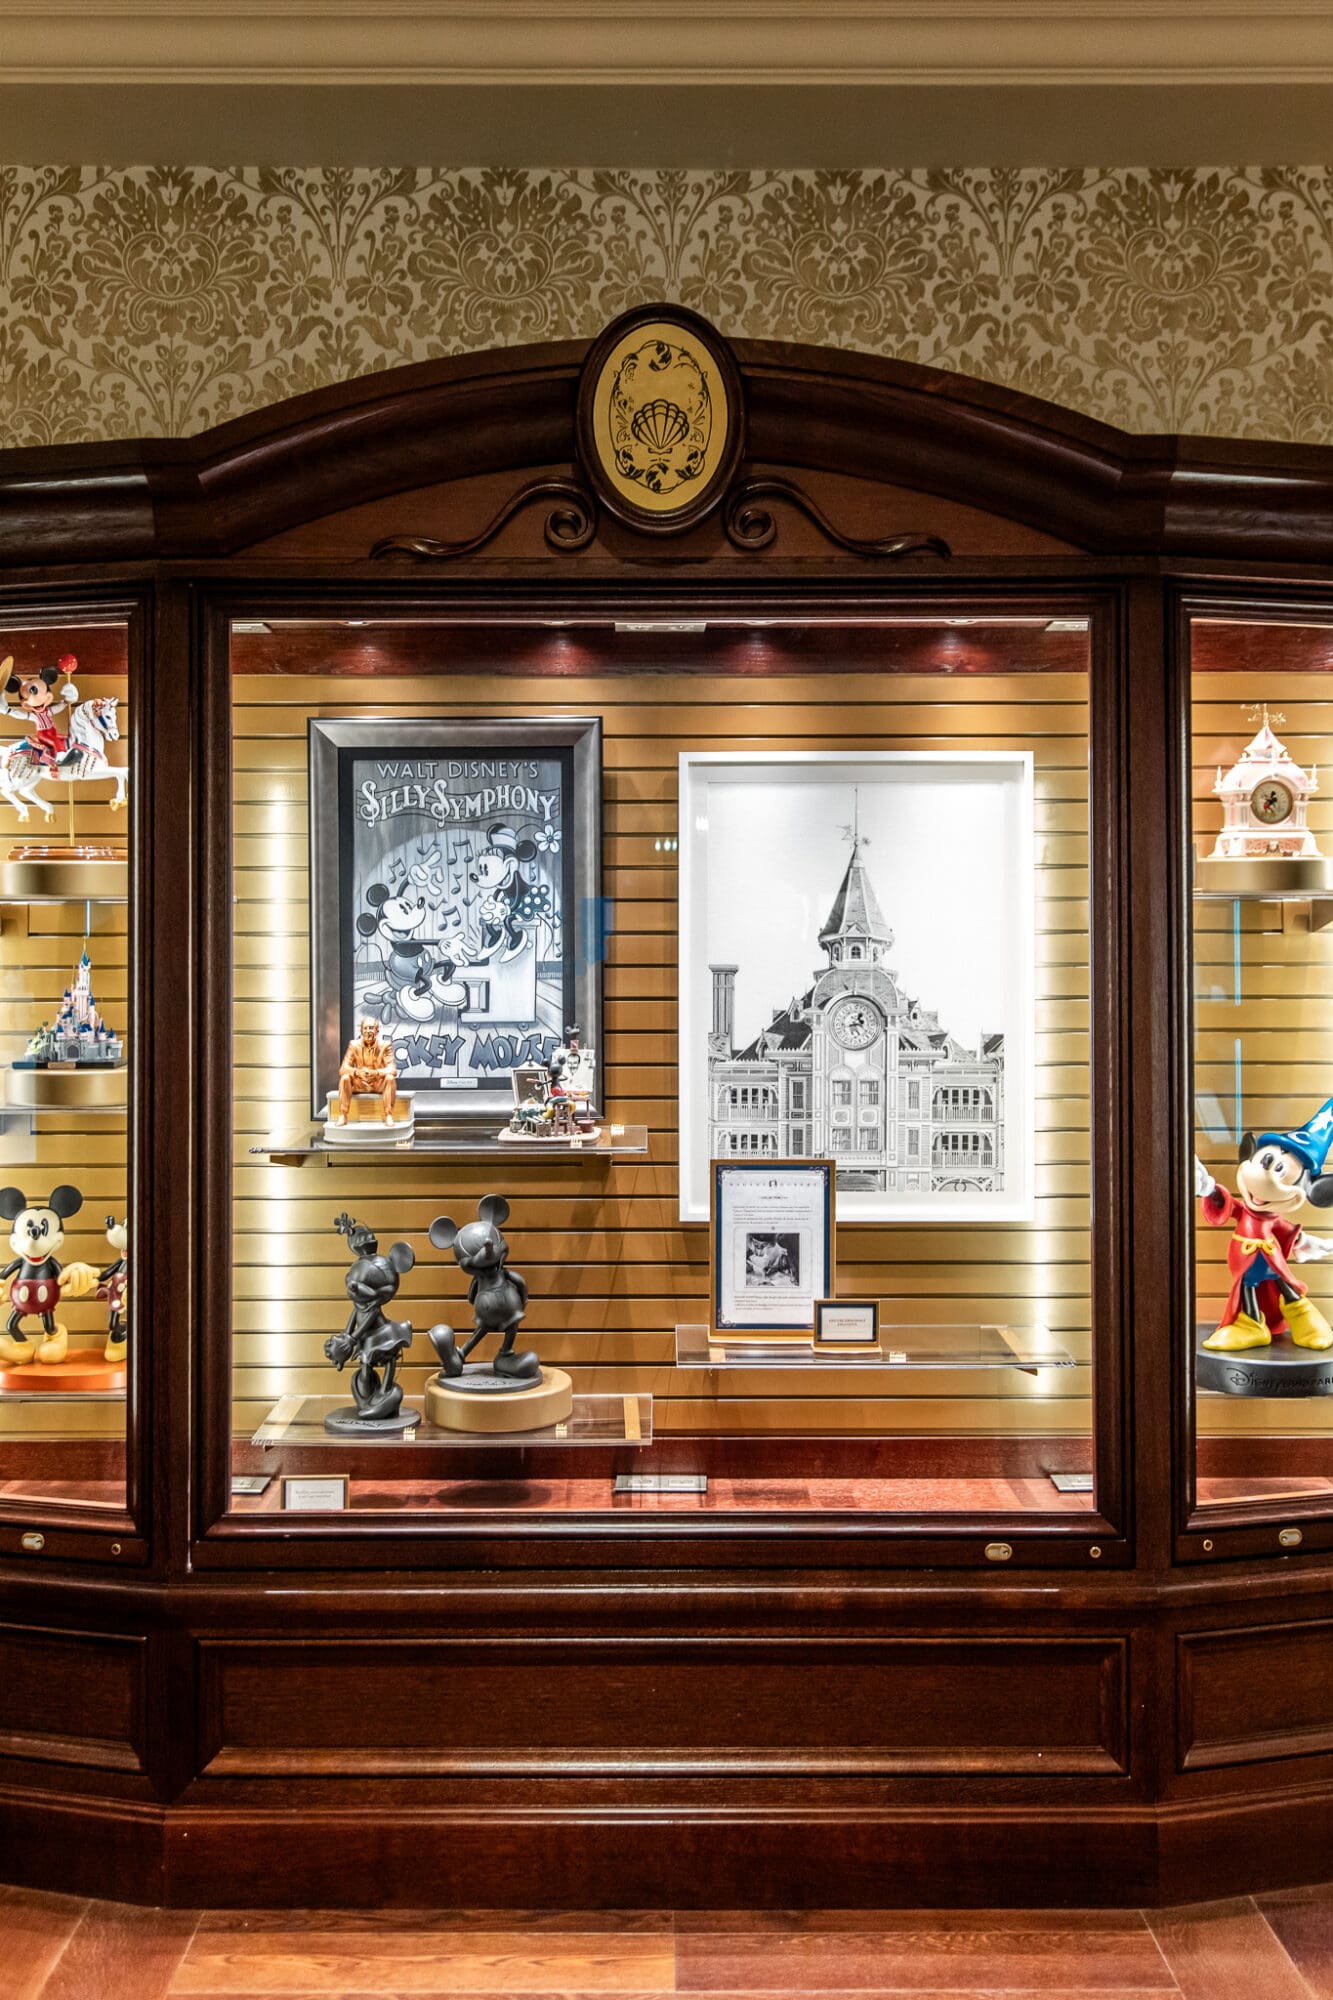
[5,4,1333,85]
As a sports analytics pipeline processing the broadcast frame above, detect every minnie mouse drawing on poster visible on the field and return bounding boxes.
[468,823,560,965]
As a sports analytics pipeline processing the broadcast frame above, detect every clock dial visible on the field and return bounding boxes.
[829,999,880,1050]
[1250,778,1295,826]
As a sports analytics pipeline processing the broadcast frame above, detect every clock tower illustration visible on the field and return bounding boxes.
[707,802,1005,1195]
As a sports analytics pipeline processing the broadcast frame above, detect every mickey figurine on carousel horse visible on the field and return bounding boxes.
[1196,1095,1333,1352]
[0,654,80,775]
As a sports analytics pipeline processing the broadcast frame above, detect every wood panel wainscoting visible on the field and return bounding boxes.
[0,322,1329,1907]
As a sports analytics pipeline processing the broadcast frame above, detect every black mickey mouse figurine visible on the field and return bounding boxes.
[427,1195,540,1385]
[323,1212,417,1431]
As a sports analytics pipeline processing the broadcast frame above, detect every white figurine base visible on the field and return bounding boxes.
[497,1125,601,1145]
[322,1090,415,1146]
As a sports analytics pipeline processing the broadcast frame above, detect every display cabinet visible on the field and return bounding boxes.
[0,315,1329,1908]
[0,602,140,1556]
[1184,599,1333,1554]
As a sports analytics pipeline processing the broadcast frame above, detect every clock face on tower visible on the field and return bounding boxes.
[829,998,880,1050]
[1249,778,1295,826]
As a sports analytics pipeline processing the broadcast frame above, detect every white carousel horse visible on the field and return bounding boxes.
[0,697,125,822]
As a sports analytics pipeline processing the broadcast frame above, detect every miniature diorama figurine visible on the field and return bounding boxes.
[323,1016,414,1144]
[499,1025,599,1143]
[0,1185,98,1369]
[424,1195,572,1432]
[1196,1097,1333,1396]
[322,1212,418,1432]
[98,1215,128,1363]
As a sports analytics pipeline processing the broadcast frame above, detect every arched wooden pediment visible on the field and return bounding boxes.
[3,317,1333,565]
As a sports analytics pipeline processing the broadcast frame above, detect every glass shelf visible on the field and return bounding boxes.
[675,1322,1077,1376]
[0,1387,125,1404]
[254,1123,649,1164]
[252,1390,653,1449]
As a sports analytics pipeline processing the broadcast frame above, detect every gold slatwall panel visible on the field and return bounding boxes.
[0,670,128,1444]
[231,667,1092,1443]
[1195,673,1333,1442]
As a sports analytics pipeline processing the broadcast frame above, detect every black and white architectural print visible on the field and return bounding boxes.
[679,752,1034,1223]
[309,717,602,1121]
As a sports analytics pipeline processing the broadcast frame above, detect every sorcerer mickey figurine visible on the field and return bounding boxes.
[1195,1096,1333,1352]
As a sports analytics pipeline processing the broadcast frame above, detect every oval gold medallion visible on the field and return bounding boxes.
[577,306,744,534]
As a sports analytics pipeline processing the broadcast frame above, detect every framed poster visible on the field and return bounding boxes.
[710,1158,835,1336]
[679,750,1034,1223]
[309,717,602,1122]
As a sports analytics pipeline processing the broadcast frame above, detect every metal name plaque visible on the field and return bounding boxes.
[613,1473,708,1495]
[1049,1472,1094,1494]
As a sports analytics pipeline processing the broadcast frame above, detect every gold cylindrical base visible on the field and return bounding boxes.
[1195,853,1333,899]
[9,1066,127,1109]
[0,851,127,902]
[425,1367,573,1435]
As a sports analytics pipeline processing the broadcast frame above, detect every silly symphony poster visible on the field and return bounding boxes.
[337,750,570,1097]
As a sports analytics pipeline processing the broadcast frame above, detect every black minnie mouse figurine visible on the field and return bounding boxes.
[322,1212,418,1433]
[427,1194,540,1385]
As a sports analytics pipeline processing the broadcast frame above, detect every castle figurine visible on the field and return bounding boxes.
[13,946,124,1071]
[1208,709,1324,863]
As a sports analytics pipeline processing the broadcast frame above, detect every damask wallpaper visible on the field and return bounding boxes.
[2,164,1332,448]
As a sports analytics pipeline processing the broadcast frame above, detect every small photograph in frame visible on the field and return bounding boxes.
[710,1158,834,1339]
[511,1063,549,1108]
[813,1298,881,1351]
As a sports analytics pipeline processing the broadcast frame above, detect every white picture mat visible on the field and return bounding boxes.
[679,750,1036,1224]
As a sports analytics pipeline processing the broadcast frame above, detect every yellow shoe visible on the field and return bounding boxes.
[104,1333,127,1365]
[0,1331,37,1365]
[1203,1311,1272,1351]
[36,1323,67,1365]
[1283,1297,1333,1350]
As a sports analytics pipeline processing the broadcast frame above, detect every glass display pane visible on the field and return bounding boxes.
[0,616,131,1516]
[1192,614,1333,1514]
[229,615,1094,1523]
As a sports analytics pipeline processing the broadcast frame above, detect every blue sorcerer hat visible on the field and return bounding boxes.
[1259,1094,1333,1179]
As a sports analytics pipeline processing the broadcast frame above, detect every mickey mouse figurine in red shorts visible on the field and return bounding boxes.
[1196,1095,1333,1352]
[0,1184,98,1367]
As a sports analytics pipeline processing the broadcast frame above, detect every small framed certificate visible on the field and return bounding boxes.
[281,1474,349,1513]
[813,1299,880,1350]
[710,1158,834,1338]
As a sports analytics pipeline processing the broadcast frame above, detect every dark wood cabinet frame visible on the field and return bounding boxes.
[0,330,1327,1906]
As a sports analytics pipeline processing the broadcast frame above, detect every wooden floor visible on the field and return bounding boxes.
[5,1884,1333,1999]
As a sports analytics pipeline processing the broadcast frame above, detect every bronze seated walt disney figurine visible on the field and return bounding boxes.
[335,1015,399,1126]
